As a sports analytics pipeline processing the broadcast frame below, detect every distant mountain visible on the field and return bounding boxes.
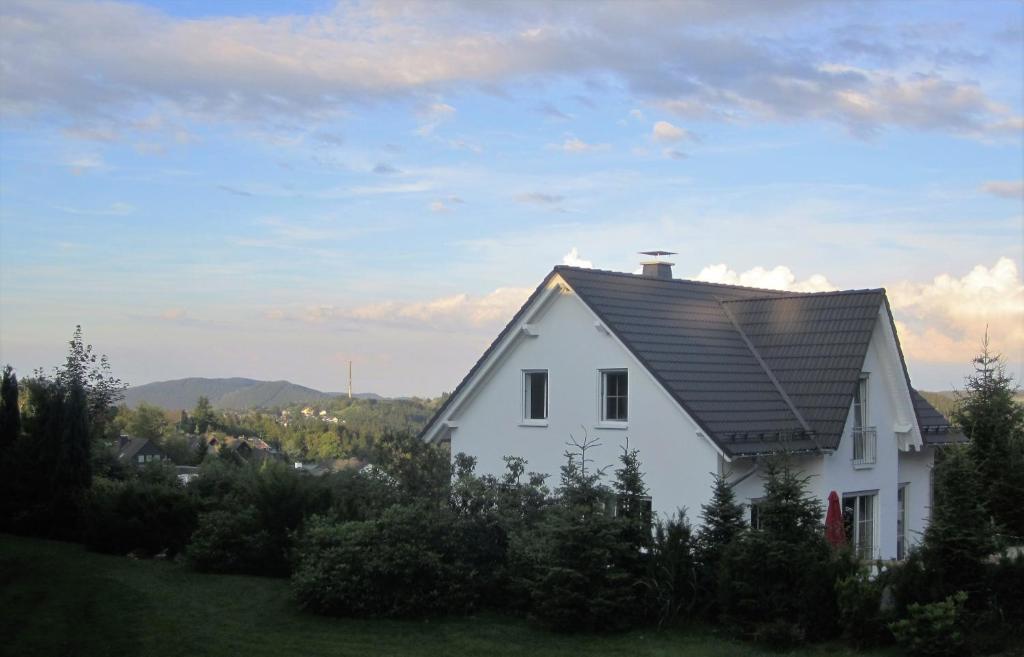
[122,377,380,411]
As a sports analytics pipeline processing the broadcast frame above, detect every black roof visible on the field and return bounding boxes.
[421,265,962,456]
[117,437,163,461]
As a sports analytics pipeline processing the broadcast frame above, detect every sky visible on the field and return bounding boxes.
[0,0,1022,397]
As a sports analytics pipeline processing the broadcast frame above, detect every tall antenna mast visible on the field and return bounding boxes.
[348,360,353,399]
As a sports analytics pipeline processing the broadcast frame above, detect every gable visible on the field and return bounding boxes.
[422,265,956,457]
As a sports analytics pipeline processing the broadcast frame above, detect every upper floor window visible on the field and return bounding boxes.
[853,373,869,429]
[523,370,548,421]
[601,369,628,422]
[852,373,876,466]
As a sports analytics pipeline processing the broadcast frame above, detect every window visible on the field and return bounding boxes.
[750,499,764,529]
[852,373,876,466]
[897,484,908,560]
[609,493,653,528]
[843,492,877,560]
[523,370,548,421]
[601,370,628,422]
[137,455,144,463]
[852,374,869,429]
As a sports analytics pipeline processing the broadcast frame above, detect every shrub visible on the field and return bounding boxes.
[187,460,331,576]
[526,438,652,632]
[292,505,493,618]
[83,475,197,557]
[647,509,697,627]
[836,568,897,648]
[717,458,856,643]
[889,591,968,657]
[753,619,806,651]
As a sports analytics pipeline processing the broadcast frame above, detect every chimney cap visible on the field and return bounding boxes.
[639,250,676,257]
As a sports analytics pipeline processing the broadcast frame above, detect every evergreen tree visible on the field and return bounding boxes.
[695,473,747,614]
[920,445,995,598]
[953,337,1024,538]
[193,396,215,433]
[0,365,21,448]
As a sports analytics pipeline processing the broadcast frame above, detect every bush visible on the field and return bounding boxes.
[752,619,806,651]
[717,459,856,643]
[187,460,331,576]
[836,568,896,648]
[889,591,968,657]
[647,509,697,627]
[83,475,197,557]
[291,505,495,617]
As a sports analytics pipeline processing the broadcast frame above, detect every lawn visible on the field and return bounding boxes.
[0,533,898,657]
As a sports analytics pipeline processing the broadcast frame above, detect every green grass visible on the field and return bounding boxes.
[0,533,897,657]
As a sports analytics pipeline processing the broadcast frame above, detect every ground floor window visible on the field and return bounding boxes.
[749,499,764,530]
[843,492,877,560]
[897,484,908,560]
[608,493,653,528]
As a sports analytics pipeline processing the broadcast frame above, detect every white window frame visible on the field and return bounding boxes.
[521,369,548,426]
[749,497,765,530]
[843,491,879,561]
[897,483,909,561]
[852,373,877,468]
[599,369,629,424]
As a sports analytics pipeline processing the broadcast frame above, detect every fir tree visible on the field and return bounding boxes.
[0,365,21,449]
[920,445,995,598]
[953,337,1024,538]
[695,473,747,614]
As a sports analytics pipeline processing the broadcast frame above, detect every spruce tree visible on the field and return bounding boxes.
[920,445,995,598]
[953,338,1024,538]
[0,365,21,449]
[695,473,747,614]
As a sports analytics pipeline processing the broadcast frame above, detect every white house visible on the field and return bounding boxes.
[420,259,964,561]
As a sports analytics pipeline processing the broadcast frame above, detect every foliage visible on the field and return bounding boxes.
[83,473,197,557]
[51,325,127,440]
[835,570,896,649]
[369,431,452,506]
[291,504,498,617]
[953,338,1024,540]
[889,592,968,657]
[116,402,171,441]
[648,509,697,627]
[919,445,995,599]
[695,472,746,616]
[192,396,215,433]
[187,459,332,576]
[718,458,855,644]
[527,433,651,632]
[0,365,21,450]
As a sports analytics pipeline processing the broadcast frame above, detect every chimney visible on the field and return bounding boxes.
[638,250,676,280]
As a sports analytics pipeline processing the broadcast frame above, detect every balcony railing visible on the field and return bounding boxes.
[852,426,877,466]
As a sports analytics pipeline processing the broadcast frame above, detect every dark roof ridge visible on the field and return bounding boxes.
[553,265,798,295]
[721,287,886,303]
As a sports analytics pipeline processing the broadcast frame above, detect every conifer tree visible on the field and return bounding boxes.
[953,337,1024,538]
[695,473,747,614]
[920,445,995,597]
[0,365,21,449]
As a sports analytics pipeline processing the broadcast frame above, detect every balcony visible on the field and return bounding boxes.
[852,426,877,467]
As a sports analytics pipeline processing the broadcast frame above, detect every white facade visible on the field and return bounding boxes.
[425,275,936,560]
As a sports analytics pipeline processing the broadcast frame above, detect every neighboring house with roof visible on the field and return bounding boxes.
[420,258,963,561]
[117,436,169,466]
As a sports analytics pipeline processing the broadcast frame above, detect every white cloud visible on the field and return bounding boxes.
[693,263,838,292]
[416,102,456,136]
[55,201,134,216]
[981,180,1023,199]
[561,247,593,268]
[888,257,1024,364]
[297,287,534,330]
[551,137,609,153]
[5,1,1013,138]
[652,120,694,143]
[429,195,464,213]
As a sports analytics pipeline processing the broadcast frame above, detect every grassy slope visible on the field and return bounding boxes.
[0,534,897,657]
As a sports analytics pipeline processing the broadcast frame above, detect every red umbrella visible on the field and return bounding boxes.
[825,490,846,547]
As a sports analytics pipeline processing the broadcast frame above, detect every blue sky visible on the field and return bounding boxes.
[0,0,1021,396]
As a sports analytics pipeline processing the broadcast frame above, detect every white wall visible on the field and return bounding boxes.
[728,308,934,560]
[446,285,721,521]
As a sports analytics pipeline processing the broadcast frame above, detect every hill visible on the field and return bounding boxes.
[122,377,379,411]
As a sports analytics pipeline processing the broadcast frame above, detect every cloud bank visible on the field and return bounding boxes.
[2,0,1019,139]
